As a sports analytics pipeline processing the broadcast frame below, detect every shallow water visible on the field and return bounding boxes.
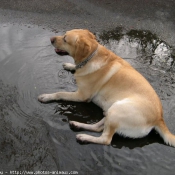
[0,24,175,174]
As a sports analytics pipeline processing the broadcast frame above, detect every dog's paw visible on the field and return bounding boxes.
[63,63,76,71]
[69,121,82,131]
[76,134,90,144]
[38,94,54,103]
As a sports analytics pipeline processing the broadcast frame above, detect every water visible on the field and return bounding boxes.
[0,24,175,174]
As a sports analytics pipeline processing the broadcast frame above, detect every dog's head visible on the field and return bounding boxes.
[50,29,98,64]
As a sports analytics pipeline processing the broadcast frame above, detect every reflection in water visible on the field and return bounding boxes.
[0,24,175,173]
[99,27,175,71]
[54,101,103,124]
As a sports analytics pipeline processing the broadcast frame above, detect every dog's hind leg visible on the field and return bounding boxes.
[76,117,116,145]
[69,117,105,132]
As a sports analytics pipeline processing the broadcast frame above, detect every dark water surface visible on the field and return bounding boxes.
[0,24,175,174]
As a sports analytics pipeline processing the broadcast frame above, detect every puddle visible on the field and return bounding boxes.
[0,24,175,174]
[99,27,175,71]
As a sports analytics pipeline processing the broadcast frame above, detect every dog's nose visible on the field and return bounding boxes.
[50,37,55,44]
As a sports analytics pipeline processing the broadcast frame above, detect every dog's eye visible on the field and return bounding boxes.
[63,35,66,42]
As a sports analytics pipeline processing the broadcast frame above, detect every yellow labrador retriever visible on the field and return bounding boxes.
[38,29,175,146]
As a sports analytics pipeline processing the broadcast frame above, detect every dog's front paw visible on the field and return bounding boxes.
[38,94,54,103]
[63,63,76,71]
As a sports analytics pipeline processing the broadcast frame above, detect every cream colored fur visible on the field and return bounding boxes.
[38,29,175,146]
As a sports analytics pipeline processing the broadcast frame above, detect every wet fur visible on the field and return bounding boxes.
[38,29,175,146]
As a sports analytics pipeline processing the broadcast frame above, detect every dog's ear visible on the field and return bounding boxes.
[83,29,96,40]
[89,32,96,40]
[74,37,91,64]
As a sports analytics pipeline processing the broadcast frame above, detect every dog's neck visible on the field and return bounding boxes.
[75,45,98,70]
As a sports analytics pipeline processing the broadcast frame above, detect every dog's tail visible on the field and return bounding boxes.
[155,119,175,147]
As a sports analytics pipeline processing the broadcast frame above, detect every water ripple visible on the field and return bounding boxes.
[58,69,76,85]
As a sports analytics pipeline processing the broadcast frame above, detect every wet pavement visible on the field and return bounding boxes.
[0,1,175,175]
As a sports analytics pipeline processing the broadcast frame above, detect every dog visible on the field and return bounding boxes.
[38,29,175,146]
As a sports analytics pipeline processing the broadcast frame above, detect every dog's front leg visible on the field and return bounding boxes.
[38,91,86,103]
[63,63,76,71]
